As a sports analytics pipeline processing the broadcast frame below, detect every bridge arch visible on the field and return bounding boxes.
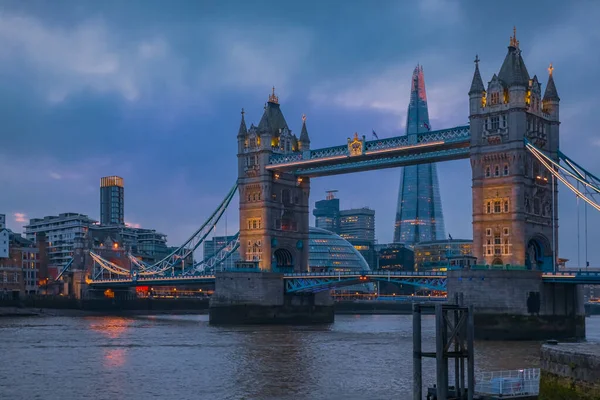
[525,234,552,271]
[273,248,294,269]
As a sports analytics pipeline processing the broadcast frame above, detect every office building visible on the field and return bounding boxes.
[100,176,124,225]
[340,208,375,241]
[414,239,473,271]
[24,213,97,277]
[394,65,446,245]
[378,243,415,271]
[377,243,415,295]
[339,207,377,269]
[313,190,341,234]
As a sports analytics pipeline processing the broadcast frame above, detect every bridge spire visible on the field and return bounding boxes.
[237,107,247,137]
[543,63,560,102]
[469,54,485,95]
[299,113,310,150]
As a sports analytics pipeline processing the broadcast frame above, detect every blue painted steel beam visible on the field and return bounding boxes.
[542,271,600,284]
[266,126,470,177]
[292,147,470,178]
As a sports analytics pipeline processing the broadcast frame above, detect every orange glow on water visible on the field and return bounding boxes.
[103,348,126,368]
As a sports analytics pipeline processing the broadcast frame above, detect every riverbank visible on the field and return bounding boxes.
[2,299,599,317]
[540,342,600,399]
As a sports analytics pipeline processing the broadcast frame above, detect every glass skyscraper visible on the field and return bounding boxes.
[393,65,445,245]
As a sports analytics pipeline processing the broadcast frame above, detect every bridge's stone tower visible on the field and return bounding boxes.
[237,89,310,272]
[469,30,560,271]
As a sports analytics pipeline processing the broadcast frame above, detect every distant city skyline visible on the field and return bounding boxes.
[1,2,599,266]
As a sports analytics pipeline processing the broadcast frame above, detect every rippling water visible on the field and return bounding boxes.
[0,314,598,400]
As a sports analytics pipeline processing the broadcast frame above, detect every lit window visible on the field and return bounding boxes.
[494,201,501,213]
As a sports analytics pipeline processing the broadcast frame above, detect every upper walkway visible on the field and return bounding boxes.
[265,125,470,177]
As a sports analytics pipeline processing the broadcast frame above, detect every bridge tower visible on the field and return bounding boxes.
[469,29,560,271]
[237,88,310,272]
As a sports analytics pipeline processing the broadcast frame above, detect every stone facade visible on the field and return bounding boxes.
[237,91,310,272]
[469,31,560,270]
[540,342,600,399]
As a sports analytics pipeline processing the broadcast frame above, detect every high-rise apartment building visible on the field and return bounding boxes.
[24,213,96,276]
[0,213,5,230]
[313,190,341,234]
[100,176,124,225]
[393,65,446,245]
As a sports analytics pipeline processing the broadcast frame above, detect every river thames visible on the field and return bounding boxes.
[0,314,598,399]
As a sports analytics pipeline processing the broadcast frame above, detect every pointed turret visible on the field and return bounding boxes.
[299,114,310,151]
[237,108,248,138]
[469,55,485,95]
[498,27,530,87]
[257,87,289,136]
[543,63,560,102]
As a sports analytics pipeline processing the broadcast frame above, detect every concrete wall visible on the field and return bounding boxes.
[540,343,600,399]
[447,269,585,340]
[211,272,285,306]
[448,269,543,314]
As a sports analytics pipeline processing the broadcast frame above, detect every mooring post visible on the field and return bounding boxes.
[467,305,475,400]
[412,303,422,400]
[435,304,447,400]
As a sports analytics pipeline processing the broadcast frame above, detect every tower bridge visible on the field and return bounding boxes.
[86,31,600,339]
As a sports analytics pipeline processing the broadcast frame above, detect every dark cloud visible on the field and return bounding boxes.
[0,1,599,265]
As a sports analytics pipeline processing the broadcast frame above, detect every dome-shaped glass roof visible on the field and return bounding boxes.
[308,226,370,272]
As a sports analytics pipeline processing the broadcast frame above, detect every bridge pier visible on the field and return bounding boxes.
[209,272,334,325]
[447,269,585,340]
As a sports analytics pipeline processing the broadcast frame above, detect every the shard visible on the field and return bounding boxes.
[393,65,446,245]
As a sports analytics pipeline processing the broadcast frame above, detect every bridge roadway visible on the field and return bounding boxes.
[88,270,600,291]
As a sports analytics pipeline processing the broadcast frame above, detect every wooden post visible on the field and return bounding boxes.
[436,304,447,400]
[413,303,422,400]
[467,305,475,400]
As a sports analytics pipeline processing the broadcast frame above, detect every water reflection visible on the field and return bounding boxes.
[103,348,127,368]
[86,317,133,339]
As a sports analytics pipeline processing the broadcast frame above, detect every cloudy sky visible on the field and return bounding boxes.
[1,0,599,266]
